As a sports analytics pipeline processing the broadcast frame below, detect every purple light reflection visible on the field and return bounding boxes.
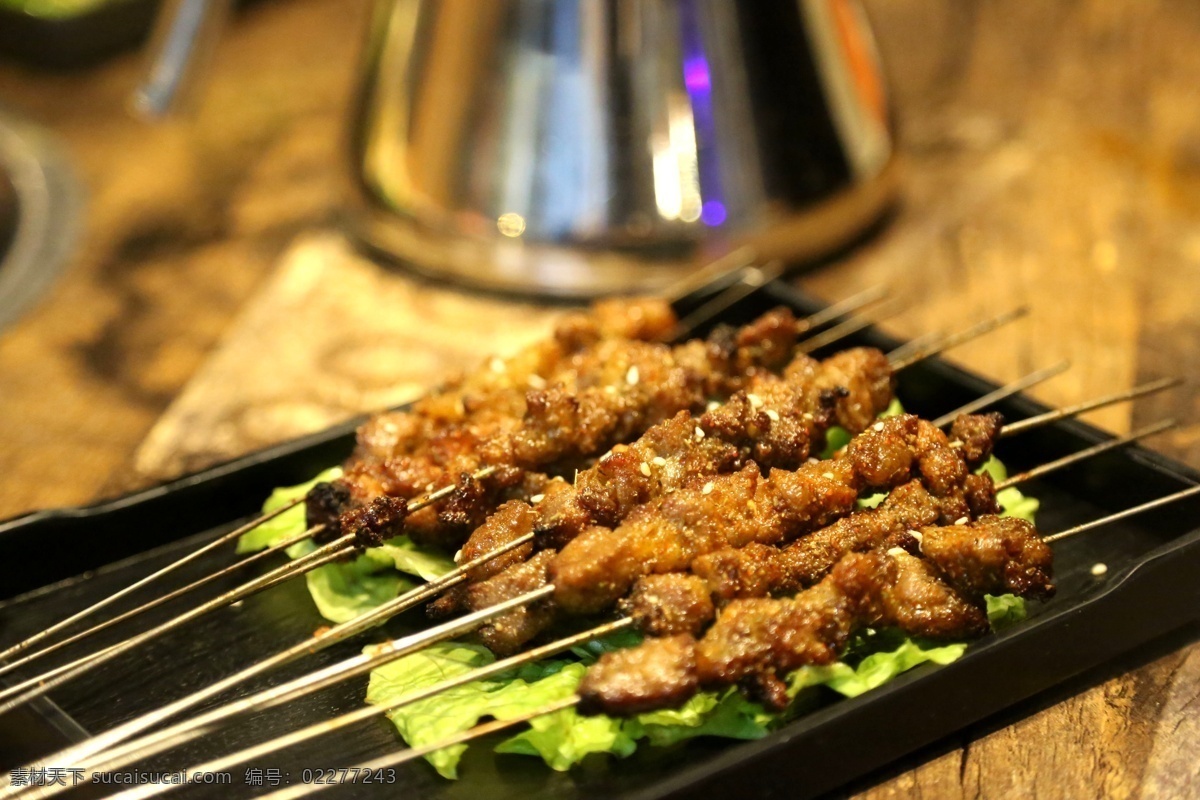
[683,56,712,94]
[700,200,726,226]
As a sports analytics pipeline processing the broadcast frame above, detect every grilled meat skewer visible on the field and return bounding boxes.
[440,410,1168,659]
[353,297,680,463]
[580,515,1053,715]
[437,345,893,595]
[428,346,895,627]
[452,412,995,655]
[311,307,811,549]
[551,413,993,617]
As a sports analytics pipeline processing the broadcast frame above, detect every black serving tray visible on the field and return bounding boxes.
[2,281,1199,799]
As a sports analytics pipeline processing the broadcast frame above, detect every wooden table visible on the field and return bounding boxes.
[1,1,1198,796]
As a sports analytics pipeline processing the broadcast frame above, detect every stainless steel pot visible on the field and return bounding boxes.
[140,0,898,297]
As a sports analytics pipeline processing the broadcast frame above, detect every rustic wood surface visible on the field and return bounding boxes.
[0,0,1198,797]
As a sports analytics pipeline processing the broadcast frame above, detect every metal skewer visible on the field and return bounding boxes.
[887,306,1029,371]
[0,530,339,712]
[8,585,557,800]
[0,498,303,665]
[1000,377,1185,437]
[1044,483,1200,543]
[994,419,1177,490]
[0,524,321,681]
[1,533,538,791]
[801,284,892,330]
[256,698,582,800]
[884,328,945,365]
[931,361,1071,427]
[0,455,502,708]
[91,620,633,800]
[796,297,904,355]
[661,246,757,305]
[0,465,509,713]
[668,261,786,341]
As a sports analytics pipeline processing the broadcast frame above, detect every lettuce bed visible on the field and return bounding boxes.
[240,436,1038,777]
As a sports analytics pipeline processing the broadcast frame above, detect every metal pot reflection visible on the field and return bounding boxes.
[140,0,899,297]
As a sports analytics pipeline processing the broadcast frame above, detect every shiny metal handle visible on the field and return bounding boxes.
[131,0,233,120]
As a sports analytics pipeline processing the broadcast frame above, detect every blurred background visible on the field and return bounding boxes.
[0,0,1199,796]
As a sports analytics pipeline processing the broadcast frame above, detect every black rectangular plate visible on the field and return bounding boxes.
[2,282,1199,799]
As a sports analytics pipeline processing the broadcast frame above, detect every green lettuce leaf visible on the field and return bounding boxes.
[298,543,412,624]
[376,537,456,582]
[365,642,497,778]
[236,467,343,553]
[491,663,639,771]
[236,468,450,623]
[366,629,968,778]
[976,456,1040,523]
[786,636,966,699]
[633,689,773,747]
[985,593,1027,631]
[365,644,638,777]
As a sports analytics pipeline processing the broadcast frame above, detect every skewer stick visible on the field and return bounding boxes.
[257,698,582,800]
[91,619,633,800]
[0,531,344,711]
[1044,483,1200,544]
[0,462,501,711]
[1000,377,1184,437]
[800,284,892,332]
[995,419,1176,491]
[668,261,786,342]
[795,298,903,355]
[2,534,538,788]
[661,246,757,305]
[931,375,1176,442]
[931,361,1071,427]
[0,525,321,681]
[884,328,944,365]
[10,586,557,800]
[0,498,303,665]
[887,306,1029,371]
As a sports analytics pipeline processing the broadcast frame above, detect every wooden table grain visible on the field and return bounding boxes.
[0,1,1198,797]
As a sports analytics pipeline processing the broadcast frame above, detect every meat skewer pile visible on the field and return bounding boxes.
[48,416,1188,800]
[6,284,1191,800]
[0,288,912,767]
[21,396,1177,800]
[313,304,849,550]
